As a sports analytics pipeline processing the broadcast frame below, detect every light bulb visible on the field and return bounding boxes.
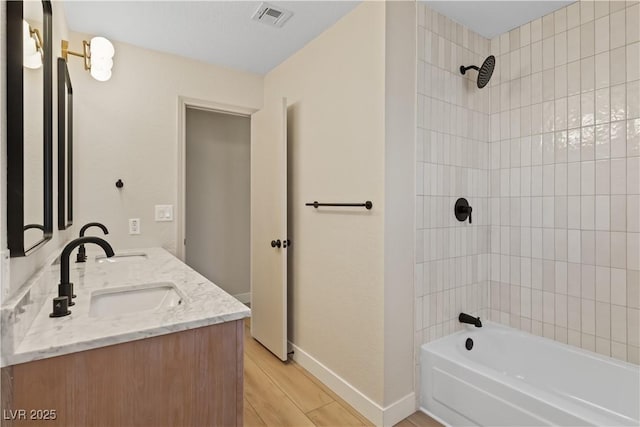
[24,37,37,56]
[23,20,41,68]
[22,19,38,60]
[88,36,114,81]
[90,56,112,81]
[22,20,31,45]
[24,52,42,69]
[90,37,114,58]
[91,57,113,71]
[90,68,111,82]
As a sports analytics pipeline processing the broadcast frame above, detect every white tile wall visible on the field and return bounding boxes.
[415,5,493,402]
[488,0,640,364]
[416,2,639,386]
[415,4,491,356]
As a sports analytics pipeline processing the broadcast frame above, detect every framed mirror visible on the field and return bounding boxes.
[7,0,53,257]
[57,58,73,230]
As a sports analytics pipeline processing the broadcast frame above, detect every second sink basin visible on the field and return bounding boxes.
[89,282,183,318]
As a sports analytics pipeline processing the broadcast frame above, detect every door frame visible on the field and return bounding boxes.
[176,96,257,262]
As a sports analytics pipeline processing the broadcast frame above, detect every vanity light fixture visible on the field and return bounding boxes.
[61,37,114,82]
[23,20,44,69]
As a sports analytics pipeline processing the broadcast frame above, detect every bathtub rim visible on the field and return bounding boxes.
[421,320,638,372]
[419,321,639,426]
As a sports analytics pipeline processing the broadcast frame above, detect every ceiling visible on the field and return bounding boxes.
[425,1,575,39]
[64,1,575,75]
[63,1,360,75]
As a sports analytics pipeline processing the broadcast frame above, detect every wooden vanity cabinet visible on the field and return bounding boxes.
[1,320,244,426]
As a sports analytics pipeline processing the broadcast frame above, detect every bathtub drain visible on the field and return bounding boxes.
[465,338,473,350]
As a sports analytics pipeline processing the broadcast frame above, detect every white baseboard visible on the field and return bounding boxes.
[288,341,415,427]
[233,292,251,304]
[384,393,417,426]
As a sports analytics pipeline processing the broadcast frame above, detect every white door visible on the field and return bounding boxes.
[250,97,288,361]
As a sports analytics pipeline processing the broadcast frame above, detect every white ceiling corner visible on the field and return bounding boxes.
[63,1,576,74]
[62,1,361,75]
[424,1,575,39]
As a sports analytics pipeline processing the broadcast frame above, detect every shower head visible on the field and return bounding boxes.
[460,55,495,89]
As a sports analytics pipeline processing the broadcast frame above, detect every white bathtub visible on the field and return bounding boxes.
[420,322,640,426]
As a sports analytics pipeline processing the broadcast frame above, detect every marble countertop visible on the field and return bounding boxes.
[1,247,250,366]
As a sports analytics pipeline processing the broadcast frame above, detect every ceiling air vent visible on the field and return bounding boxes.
[252,2,293,28]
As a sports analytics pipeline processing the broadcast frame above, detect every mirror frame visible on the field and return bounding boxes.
[7,0,54,257]
[57,58,73,230]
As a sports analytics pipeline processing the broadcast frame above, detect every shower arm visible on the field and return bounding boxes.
[459,65,479,75]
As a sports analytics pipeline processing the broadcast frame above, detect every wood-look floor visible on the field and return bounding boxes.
[242,319,442,427]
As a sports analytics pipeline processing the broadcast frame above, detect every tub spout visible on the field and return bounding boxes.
[459,312,482,327]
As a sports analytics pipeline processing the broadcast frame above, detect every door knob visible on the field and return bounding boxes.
[271,239,281,248]
[283,239,291,248]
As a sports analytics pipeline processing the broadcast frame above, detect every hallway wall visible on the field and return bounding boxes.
[185,108,250,299]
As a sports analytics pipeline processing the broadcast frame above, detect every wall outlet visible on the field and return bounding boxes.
[129,218,141,235]
[155,205,174,222]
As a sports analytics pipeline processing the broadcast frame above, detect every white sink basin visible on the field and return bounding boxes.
[89,282,183,317]
[95,252,148,263]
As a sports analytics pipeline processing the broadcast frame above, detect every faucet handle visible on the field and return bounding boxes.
[76,251,87,263]
[49,296,71,317]
[59,283,75,306]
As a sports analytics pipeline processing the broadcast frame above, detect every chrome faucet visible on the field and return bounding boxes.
[76,222,109,263]
[51,237,114,317]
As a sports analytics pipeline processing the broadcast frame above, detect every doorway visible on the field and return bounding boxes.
[185,107,251,302]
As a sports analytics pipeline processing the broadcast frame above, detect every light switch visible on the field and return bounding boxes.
[155,205,174,222]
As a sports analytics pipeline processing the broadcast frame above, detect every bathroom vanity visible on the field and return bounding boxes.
[1,248,250,426]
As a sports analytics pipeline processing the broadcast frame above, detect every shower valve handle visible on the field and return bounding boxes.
[459,206,472,223]
[455,198,473,224]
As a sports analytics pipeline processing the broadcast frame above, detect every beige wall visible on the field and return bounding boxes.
[185,108,250,298]
[266,1,416,411]
[2,15,263,299]
[68,33,263,258]
[383,0,416,408]
[267,1,387,404]
[3,2,77,298]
